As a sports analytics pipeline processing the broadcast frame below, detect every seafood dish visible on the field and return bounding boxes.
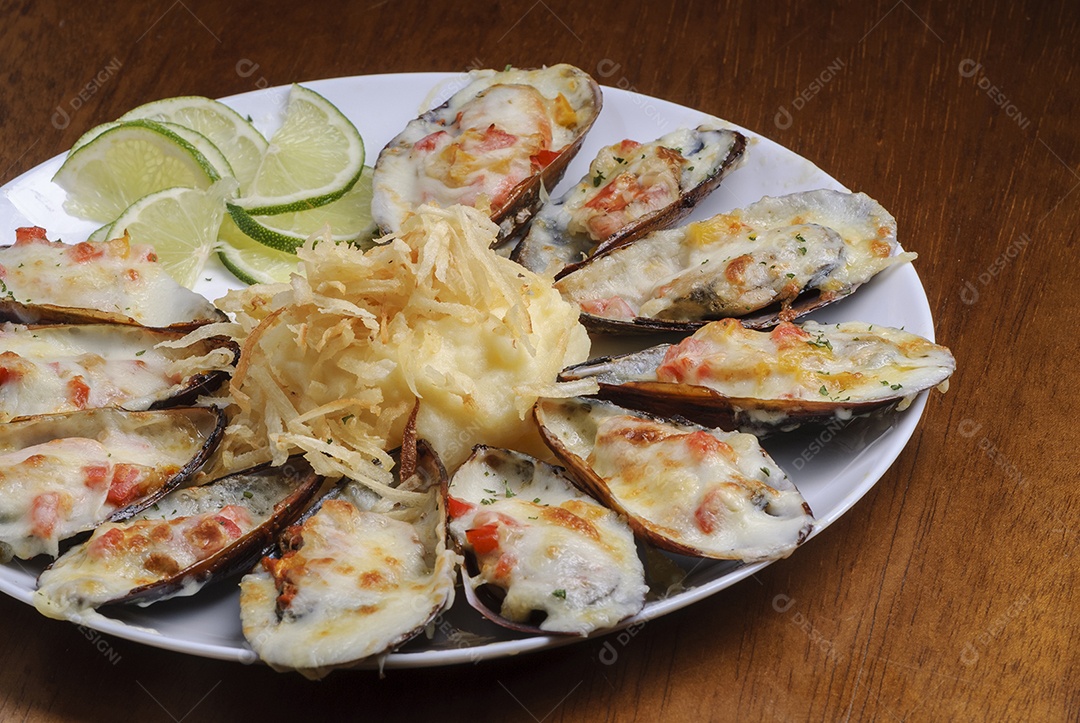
[0,322,237,423]
[447,446,646,636]
[0,406,225,561]
[534,397,814,561]
[0,227,225,330]
[512,126,747,277]
[34,457,322,618]
[372,64,602,240]
[554,190,915,332]
[559,319,955,434]
[240,441,458,678]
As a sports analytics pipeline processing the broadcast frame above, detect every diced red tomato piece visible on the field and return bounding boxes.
[683,431,734,463]
[476,124,517,152]
[87,527,126,559]
[530,148,560,169]
[579,296,636,321]
[447,496,475,519]
[466,523,501,555]
[493,553,515,580]
[106,464,144,507]
[770,322,810,349]
[694,489,724,535]
[656,337,707,382]
[414,130,448,152]
[213,514,244,540]
[67,376,90,409]
[83,464,110,491]
[30,493,62,539]
[584,172,642,212]
[68,242,105,263]
[14,226,48,246]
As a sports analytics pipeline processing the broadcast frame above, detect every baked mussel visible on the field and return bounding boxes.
[559,319,956,435]
[446,446,646,636]
[33,456,323,620]
[371,65,602,241]
[512,126,748,277]
[554,190,915,333]
[239,440,458,678]
[0,322,238,423]
[0,227,225,330]
[534,397,813,561]
[0,406,225,561]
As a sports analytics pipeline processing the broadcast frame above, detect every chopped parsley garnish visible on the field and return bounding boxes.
[798,246,807,255]
[532,497,541,504]
[613,156,625,164]
[503,482,516,498]
[552,589,567,599]
[785,273,796,278]
[819,385,829,396]
[243,490,254,499]
[480,498,495,505]
[135,349,146,356]
[760,467,771,477]
[592,170,606,187]
[748,233,758,241]
[795,233,806,243]
[890,383,903,390]
[807,334,832,351]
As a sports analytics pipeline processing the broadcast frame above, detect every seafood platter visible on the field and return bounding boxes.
[0,66,954,675]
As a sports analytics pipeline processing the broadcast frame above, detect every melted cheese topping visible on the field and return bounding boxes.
[0,409,212,561]
[0,229,219,327]
[0,436,183,560]
[447,448,645,635]
[0,324,232,422]
[372,65,598,233]
[586,415,811,560]
[34,505,255,619]
[240,495,457,677]
[651,319,955,402]
[556,190,915,322]
[517,127,743,277]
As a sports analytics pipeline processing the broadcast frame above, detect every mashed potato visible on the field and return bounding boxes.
[209,204,595,499]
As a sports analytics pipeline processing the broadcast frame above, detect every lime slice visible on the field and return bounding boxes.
[53,119,231,223]
[106,180,235,288]
[118,97,268,193]
[228,166,377,251]
[87,223,112,243]
[217,216,301,284]
[231,84,364,216]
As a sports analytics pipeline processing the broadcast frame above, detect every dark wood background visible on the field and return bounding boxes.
[1,1,1076,720]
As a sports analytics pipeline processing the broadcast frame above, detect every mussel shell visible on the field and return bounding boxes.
[32,456,323,618]
[558,320,956,435]
[371,65,603,242]
[0,406,225,561]
[511,127,748,278]
[0,323,238,423]
[0,230,226,330]
[555,190,914,333]
[446,446,646,636]
[240,440,458,678]
[534,397,814,561]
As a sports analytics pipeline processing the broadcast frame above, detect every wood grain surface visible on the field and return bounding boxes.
[1,1,1076,720]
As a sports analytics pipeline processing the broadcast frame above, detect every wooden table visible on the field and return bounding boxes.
[1,1,1076,720]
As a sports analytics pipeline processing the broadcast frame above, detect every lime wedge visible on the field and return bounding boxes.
[118,96,268,193]
[53,119,232,223]
[106,180,235,288]
[230,84,364,216]
[217,216,301,284]
[228,166,377,252]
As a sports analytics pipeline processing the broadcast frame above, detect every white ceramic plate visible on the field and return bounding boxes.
[0,72,935,669]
